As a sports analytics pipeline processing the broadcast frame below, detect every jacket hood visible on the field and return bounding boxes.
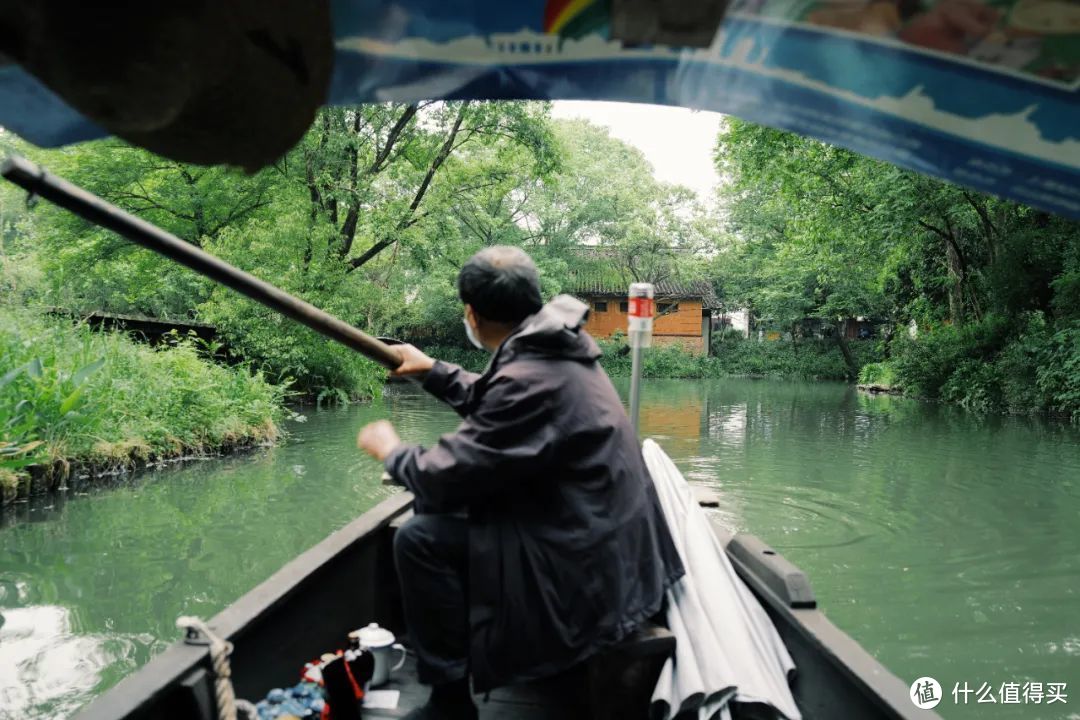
[503,294,601,362]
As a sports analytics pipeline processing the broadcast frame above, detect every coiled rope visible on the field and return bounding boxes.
[176,616,256,720]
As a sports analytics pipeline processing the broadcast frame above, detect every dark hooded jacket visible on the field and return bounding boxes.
[384,294,684,692]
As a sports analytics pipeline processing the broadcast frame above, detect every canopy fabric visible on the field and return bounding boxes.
[643,439,801,720]
[0,1,1076,217]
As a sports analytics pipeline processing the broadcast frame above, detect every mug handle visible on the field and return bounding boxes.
[391,643,407,671]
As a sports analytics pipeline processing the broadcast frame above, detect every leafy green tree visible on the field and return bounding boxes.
[521,119,716,289]
[714,120,889,376]
[714,118,1080,412]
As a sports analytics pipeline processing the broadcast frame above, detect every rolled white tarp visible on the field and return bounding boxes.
[644,439,801,720]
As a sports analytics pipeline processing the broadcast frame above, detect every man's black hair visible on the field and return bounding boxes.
[458,246,543,324]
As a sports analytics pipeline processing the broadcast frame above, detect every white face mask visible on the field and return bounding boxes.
[464,316,486,351]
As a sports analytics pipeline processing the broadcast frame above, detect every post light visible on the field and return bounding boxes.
[627,282,654,436]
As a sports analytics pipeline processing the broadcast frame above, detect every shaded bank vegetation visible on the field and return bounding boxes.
[426,336,883,382]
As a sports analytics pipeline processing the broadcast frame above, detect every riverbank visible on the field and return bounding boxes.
[0,309,286,506]
[856,362,902,395]
[426,325,1080,423]
[856,315,1080,421]
[423,338,882,382]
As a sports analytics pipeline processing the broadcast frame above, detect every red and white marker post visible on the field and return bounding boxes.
[627,282,654,435]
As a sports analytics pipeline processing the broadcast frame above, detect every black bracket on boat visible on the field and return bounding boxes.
[177,616,235,658]
[726,533,817,609]
[182,625,212,646]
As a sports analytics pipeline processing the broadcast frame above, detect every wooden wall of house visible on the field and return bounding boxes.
[579,296,706,353]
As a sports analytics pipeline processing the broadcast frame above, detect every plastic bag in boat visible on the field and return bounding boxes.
[642,439,801,720]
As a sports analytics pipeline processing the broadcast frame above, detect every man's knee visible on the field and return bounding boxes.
[393,513,466,565]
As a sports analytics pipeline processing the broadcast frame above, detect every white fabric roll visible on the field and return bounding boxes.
[644,439,802,720]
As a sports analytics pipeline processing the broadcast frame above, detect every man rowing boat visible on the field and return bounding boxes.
[357,246,684,720]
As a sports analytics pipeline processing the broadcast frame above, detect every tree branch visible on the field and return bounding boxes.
[338,110,366,255]
[368,104,418,175]
[347,102,471,271]
[961,189,998,262]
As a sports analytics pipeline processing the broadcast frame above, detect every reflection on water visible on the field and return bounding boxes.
[2,379,1079,719]
[0,606,155,719]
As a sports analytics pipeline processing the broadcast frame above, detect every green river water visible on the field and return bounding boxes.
[1,379,1078,719]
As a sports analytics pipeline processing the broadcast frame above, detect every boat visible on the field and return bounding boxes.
[72,489,937,720]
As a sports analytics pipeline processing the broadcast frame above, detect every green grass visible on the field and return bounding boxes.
[1,307,285,489]
[858,362,899,389]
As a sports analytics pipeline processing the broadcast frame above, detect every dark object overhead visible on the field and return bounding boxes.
[0,1,333,171]
[0,2,1074,218]
[610,0,729,48]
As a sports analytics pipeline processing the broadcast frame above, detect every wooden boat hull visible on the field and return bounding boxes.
[74,491,938,720]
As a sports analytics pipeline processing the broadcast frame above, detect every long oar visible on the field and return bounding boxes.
[0,155,404,370]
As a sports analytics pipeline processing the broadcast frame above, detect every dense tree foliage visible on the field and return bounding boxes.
[714,119,1080,416]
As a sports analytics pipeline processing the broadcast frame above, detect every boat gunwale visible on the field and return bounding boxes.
[718,519,940,720]
[74,491,415,720]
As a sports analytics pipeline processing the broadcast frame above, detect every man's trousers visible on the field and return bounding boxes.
[393,512,470,685]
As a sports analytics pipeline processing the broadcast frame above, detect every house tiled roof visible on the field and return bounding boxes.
[569,276,720,309]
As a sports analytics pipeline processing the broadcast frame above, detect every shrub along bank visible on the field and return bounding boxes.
[404,319,1080,422]
[421,336,883,382]
[0,308,285,503]
[871,313,1080,420]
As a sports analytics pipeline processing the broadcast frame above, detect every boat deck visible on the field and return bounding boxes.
[365,644,733,720]
[364,649,582,720]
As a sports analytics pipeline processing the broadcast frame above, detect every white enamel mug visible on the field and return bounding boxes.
[349,622,406,687]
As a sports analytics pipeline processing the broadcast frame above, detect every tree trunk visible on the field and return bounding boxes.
[945,238,964,325]
[834,319,858,380]
[882,323,895,359]
[305,112,331,224]
[964,191,996,264]
[918,216,967,325]
[337,110,366,255]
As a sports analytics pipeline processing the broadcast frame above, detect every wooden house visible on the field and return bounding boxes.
[571,278,720,354]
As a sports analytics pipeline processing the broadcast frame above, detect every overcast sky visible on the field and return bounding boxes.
[550,101,725,201]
